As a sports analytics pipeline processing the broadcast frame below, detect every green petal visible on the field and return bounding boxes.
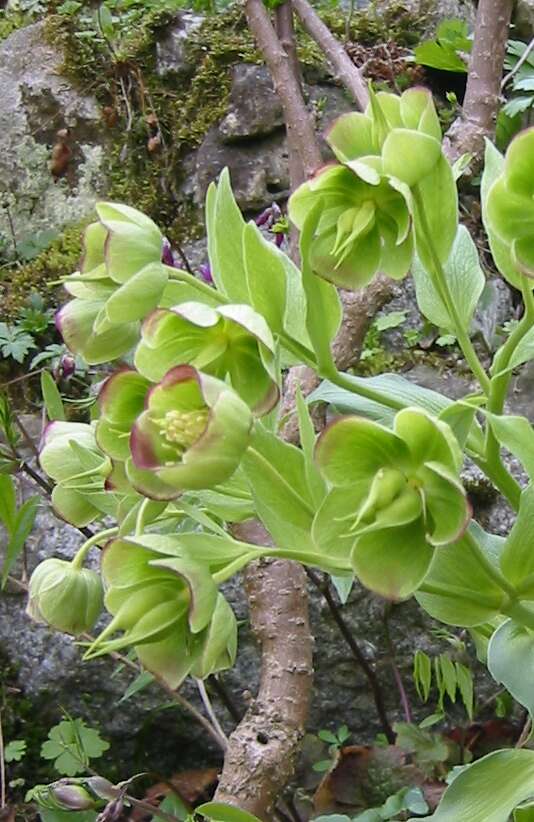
[136,621,196,688]
[148,555,218,633]
[351,519,433,600]
[382,129,441,186]
[96,202,163,285]
[419,461,470,546]
[312,485,368,564]
[400,87,441,140]
[105,262,168,323]
[503,128,534,197]
[315,416,410,485]
[97,370,150,461]
[51,486,102,527]
[394,407,462,472]
[190,594,237,679]
[326,112,375,161]
[80,221,107,274]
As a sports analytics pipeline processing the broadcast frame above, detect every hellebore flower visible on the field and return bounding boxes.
[289,87,457,289]
[27,557,104,635]
[128,365,253,500]
[58,203,170,363]
[314,408,470,600]
[485,129,534,280]
[256,203,287,247]
[198,263,214,284]
[84,535,237,688]
[134,302,279,414]
[289,164,414,288]
[96,369,152,463]
[39,421,119,526]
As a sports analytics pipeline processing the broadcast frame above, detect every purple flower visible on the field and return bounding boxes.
[198,263,213,284]
[161,238,181,269]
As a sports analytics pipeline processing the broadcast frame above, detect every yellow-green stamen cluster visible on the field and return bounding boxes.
[161,408,209,451]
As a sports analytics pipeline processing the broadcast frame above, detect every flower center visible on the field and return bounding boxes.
[161,408,208,450]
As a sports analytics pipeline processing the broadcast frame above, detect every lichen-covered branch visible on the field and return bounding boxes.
[291,0,369,110]
[444,0,514,162]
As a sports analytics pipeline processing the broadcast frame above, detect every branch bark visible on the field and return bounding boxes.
[291,0,369,110]
[443,0,514,163]
[245,0,321,179]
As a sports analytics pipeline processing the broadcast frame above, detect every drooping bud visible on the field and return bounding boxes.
[27,558,104,635]
[52,783,96,811]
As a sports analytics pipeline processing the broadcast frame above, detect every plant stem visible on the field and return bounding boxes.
[306,568,395,743]
[412,187,490,395]
[71,528,118,570]
[195,678,228,748]
[135,498,151,536]
[383,603,412,724]
[463,529,517,599]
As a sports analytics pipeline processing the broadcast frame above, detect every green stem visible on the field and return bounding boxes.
[212,550,269,585]
[484,280,534,493]
[503,600,534,631]
[473,455,521,513]
[135,498,151,536]
[325,369,406,411]
[71,527,118,570]
[417,581,503,610]
[412,187,491,395]
[463,529,517,599]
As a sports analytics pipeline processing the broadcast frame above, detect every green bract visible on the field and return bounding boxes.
[39,422,119,526]
[27,558,104,636]
[128,365,253,499]
[315,408,469,599]
[134,301,279,414]
[289,87,457,289]
[58,203,169,364]
[485,129,534,277]
[85,536,237,687]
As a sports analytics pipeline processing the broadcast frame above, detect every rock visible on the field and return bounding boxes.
[219,64,284,142]
[0,22,106,259]
[155,12,204,78]
[192,77,354,211]
[514,0,534,39]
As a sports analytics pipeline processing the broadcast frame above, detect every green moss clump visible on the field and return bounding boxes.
[3,222,86,318]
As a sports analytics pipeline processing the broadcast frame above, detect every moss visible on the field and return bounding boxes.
[3,222,86,318]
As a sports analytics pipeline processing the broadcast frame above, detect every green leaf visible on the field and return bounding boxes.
[97,5,114,38]
[414,40,468,72]
[118,670,154,704]
[414,649,432,702]
[152,792,189,822]
[414,154,458,272]
[515,802,534,821]
[0,475,16,533]
[374,311,407,331]
[416,522,505,626]
[395,722,448,766]
[208,169,249,302]
[488,413,534,482]
[2,495,39,587]
[318,729,339,744]
[39,810,97,822]
[4,739,27,762]
[488,619,534,716]
[40,371,66,421]
[299,203,341,371]
[439,654,457,703]
[456,662,474,720]
[412,225,485,334]
[330,573,354,604]
[500,485,534,589]
[418,749,534,821]
[196,801,262,822]
[40,718,109,776]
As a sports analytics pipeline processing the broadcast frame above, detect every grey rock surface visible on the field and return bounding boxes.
[155,11,204,77]
[514,0,534,39]
[0,22,107,261]
[219,64,284,142]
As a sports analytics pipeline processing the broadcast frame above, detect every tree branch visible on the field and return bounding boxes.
[443,0,514,163]
[244,0,321,179]
[291,0,369,110]
[215,524,313,820]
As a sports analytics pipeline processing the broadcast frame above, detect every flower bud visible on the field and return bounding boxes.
[52,783,96,811]
[27,558,104,635]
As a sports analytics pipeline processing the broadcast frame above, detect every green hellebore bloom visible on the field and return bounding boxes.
[314,407,470,600]
[58,203,169,364]
[39,421,119,526]
[96,368,152,463]
[85,536,237,688]
[129,365,253,499]
[326,87,443,187]
[485,129,534,278]
[134,301,279,415]
[289,164,414,289]
[27,558,104,635]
